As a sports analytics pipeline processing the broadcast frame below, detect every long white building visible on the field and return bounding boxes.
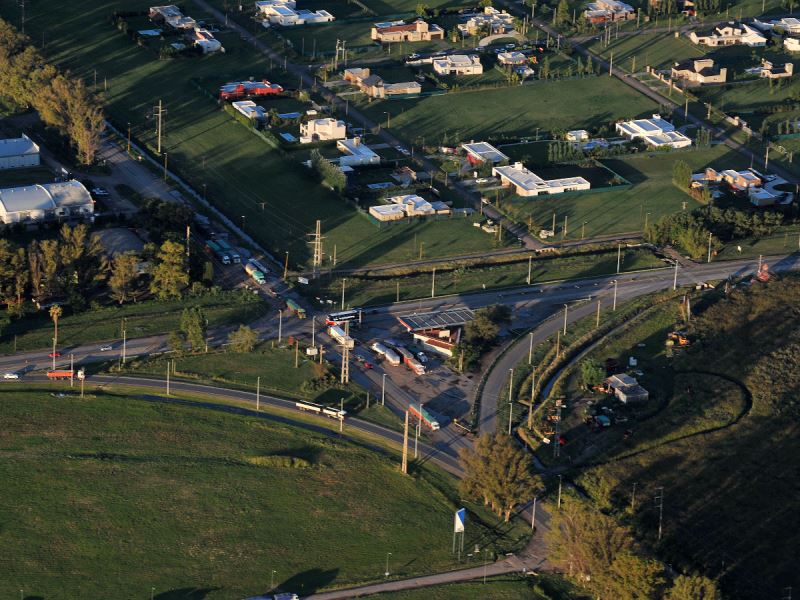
[0,180,94,225]
[336,137,380,167]
[492,162,590,197]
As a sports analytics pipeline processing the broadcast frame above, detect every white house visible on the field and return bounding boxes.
[232,100,266,120]
[300,118,346,143]
[492,162,590,197]
[369,194,451,221]
[615,114,692,149]
[461,141,509,165]
[433,55,483,76]
[149,5,197,29]
[566,130,589,142]
[336,137,380,167]
[189,28,223,53]
[497,51,527,66]
[785,37,800,52]
[688,23,766,47]
[255,0,334,25]
[0,134,40,170]
[457,7,515,36]
[0,180,94,225]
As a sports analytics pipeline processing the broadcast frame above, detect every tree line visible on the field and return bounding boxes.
[0,17,105,165]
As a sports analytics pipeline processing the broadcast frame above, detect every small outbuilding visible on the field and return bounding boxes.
[0,134,40,170]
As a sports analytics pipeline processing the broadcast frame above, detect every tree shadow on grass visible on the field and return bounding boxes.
[155,588,220,600]
[275,568,339,596]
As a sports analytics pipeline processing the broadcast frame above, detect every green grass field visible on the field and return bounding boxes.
[565,277,800,599]
[585,32,706,73]
[0,165,55,187]
[499,146,749,241]
[3,0,502,270]
[0,387,527,598]
[358,76,660,145]
[0,291,266,354]
[123,342,368,407]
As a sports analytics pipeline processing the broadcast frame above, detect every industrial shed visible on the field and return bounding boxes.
[0,180,94,225]
[0,134,40,170]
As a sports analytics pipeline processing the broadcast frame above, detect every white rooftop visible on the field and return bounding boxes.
[462,141,509,163]
[337,138,379,159]
[494,162,590,193]
[0,180,92,215]
[0,134,39,158]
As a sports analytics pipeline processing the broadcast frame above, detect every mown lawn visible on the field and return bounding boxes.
[0,388,526,598]
[500,146,750,241]
[0,290,266,354]
[358,76,660,145]
[585,32,706,73]
[6,0,499,269]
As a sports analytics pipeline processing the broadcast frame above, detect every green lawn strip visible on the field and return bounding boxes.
[304,249,665,308]
[585,32,706,73]
[497,146,750,241]
[358,574,580,599]
[355,77,660,146]
[0,386,530,598]
[0,291,266,355]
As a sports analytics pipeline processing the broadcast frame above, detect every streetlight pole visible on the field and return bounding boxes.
[526,255,532,285]
[528,331,534,365]
[283,251,289,280]
[673,261,678,290]
[341,278,347,310]
[241,215,246,232]
[278,309,283,343]
[385,552,392,578]
[563,304,568,335]
[507,368,514,435]
[271,570,276,591]
[613,280,618,311]
[381,373,387,405]
[557,474,563,509]
[616,243,622,273]
[256,376,260,411]
[707,232,713,263]
[431,268,436,298]
[531,496,537,531]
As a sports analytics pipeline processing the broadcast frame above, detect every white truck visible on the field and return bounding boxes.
[328,325,355,349]
[371,341,401,366]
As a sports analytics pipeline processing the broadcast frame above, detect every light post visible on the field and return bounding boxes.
[381,373,387,405]
[241,215,246,232]
[557,474,563,509]
[271,570,277,591]
[341,278,347,310]
[283,251,289,280]
[616,243,622,273]
[673,261,678,291]
[385,552,392,578]
[581,221,587,240]
[531,496,537,531]
[613,280,618,311]
[507,368,514,435]
[707,232,713,263]
[528,331,534,365]
[563,303,568,335]
[278,310,283,343]
[644,211,651,232]
[383,112,391,129]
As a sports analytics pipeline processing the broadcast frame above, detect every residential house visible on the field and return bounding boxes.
[0,134,40,170]
[497,51,527,66]
[255,0,334,25]
[753,16,800,34]
[369,194,451,221]
[343,68,421,98]
[461,141,509,165]
[584,0,635,24]
[688,23,766,47]
[371,19,444,43]
[649,0,695,16]
[0,180,94,225]
[785,37,800,52]
[615,114,693,149]
[299,118,346,143]
[670,58,727,85]
[149,5,197,29]
[433,55,483,76]
[746,59,794,79]
[189,28,223,53]
[566,130,589,142]
[232,100,266,120]
[692,167,794,207]
[605,373,649,404]
[336,137,380,167]
[493,162,590,197]
[457,7,516,36]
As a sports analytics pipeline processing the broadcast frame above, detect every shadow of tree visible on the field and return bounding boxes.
[275,568,339,596]
[155,588,220,600]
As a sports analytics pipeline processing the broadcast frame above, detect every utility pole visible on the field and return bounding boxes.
[555,330,560,358]
[166,361,170,396]
[309,220,324,269]
[163,152,168,181]
[557,474,563,509]
[431,268,436,298]
[340,323,350,384]
[341,278,347,310]
[414,421,419,459]
[70,354,74,388]
[673,261,679,290]
[655,486,665,542]
[707,232,713,263]
[563,304,568,335]
[528,368,536,429]
[122,326,127,365]
[401,411,409,474]
[616,243,622,273]
[528,331,534,365]
[552,403,561,459]
[531,496,537,532]
[283,251,289,280]
[381,373,386,405]
[507,368,514,435]
[256,376,260,411]
[278,310,283,344]
[613,280,618,311]
[152,99,166,155]
[526,255,532,285]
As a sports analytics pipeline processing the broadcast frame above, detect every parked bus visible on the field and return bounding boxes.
[325,309,362,327]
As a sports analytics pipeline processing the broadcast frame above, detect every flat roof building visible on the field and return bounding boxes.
[255,0,334,25]
[369,194,451,221]
[371,19,444,43]
[433,54,483,75]
[462,141,509,164]
[615,114,692,149]
[458,7,515,36]
[343,68,421,98]
[0,180,94,225]
[497,51,527,65]
[336,137,380,167]
[232,100,266,120]
[0,134,40,170]
[493,162,590,197]
[299,118,346,143]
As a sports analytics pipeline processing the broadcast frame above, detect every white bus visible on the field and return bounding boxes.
[325,309,362,326]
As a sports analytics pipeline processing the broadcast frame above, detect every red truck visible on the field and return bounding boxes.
[219,80,283,100]
[47,370,74,380]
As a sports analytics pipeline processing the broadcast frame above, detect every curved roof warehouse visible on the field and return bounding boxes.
[0,180,94,225]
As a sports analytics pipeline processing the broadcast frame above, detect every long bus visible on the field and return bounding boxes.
[325,309,362,327]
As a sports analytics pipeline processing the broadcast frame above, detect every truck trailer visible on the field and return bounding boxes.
[371,342,401,366]
[285,298,307,319]
[205,240,230,265]
[244,262,266,285]
[328,325,355,349]
[215,238,241,263]
[47,370,74,380]
[410,403,440,431]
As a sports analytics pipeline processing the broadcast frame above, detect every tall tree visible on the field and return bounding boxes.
[228,325,258,353]
[594,550,665,599]
[149,240,189,300]
[181,307,207,352]
[556,0,570,24]
[108,252,140,304]
[459,434,541,521]
[666,574,721,600]
[49,304,63,350]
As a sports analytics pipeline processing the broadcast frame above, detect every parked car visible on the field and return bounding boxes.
[100,345,113,352]
[3,372,19,380]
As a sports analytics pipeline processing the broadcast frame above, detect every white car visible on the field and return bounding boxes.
[3,372,19,380]
[100,345,113,351]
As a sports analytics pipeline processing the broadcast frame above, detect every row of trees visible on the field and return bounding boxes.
[0,18,105,164]
[0,227,193,316]
[310,149,347,193]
